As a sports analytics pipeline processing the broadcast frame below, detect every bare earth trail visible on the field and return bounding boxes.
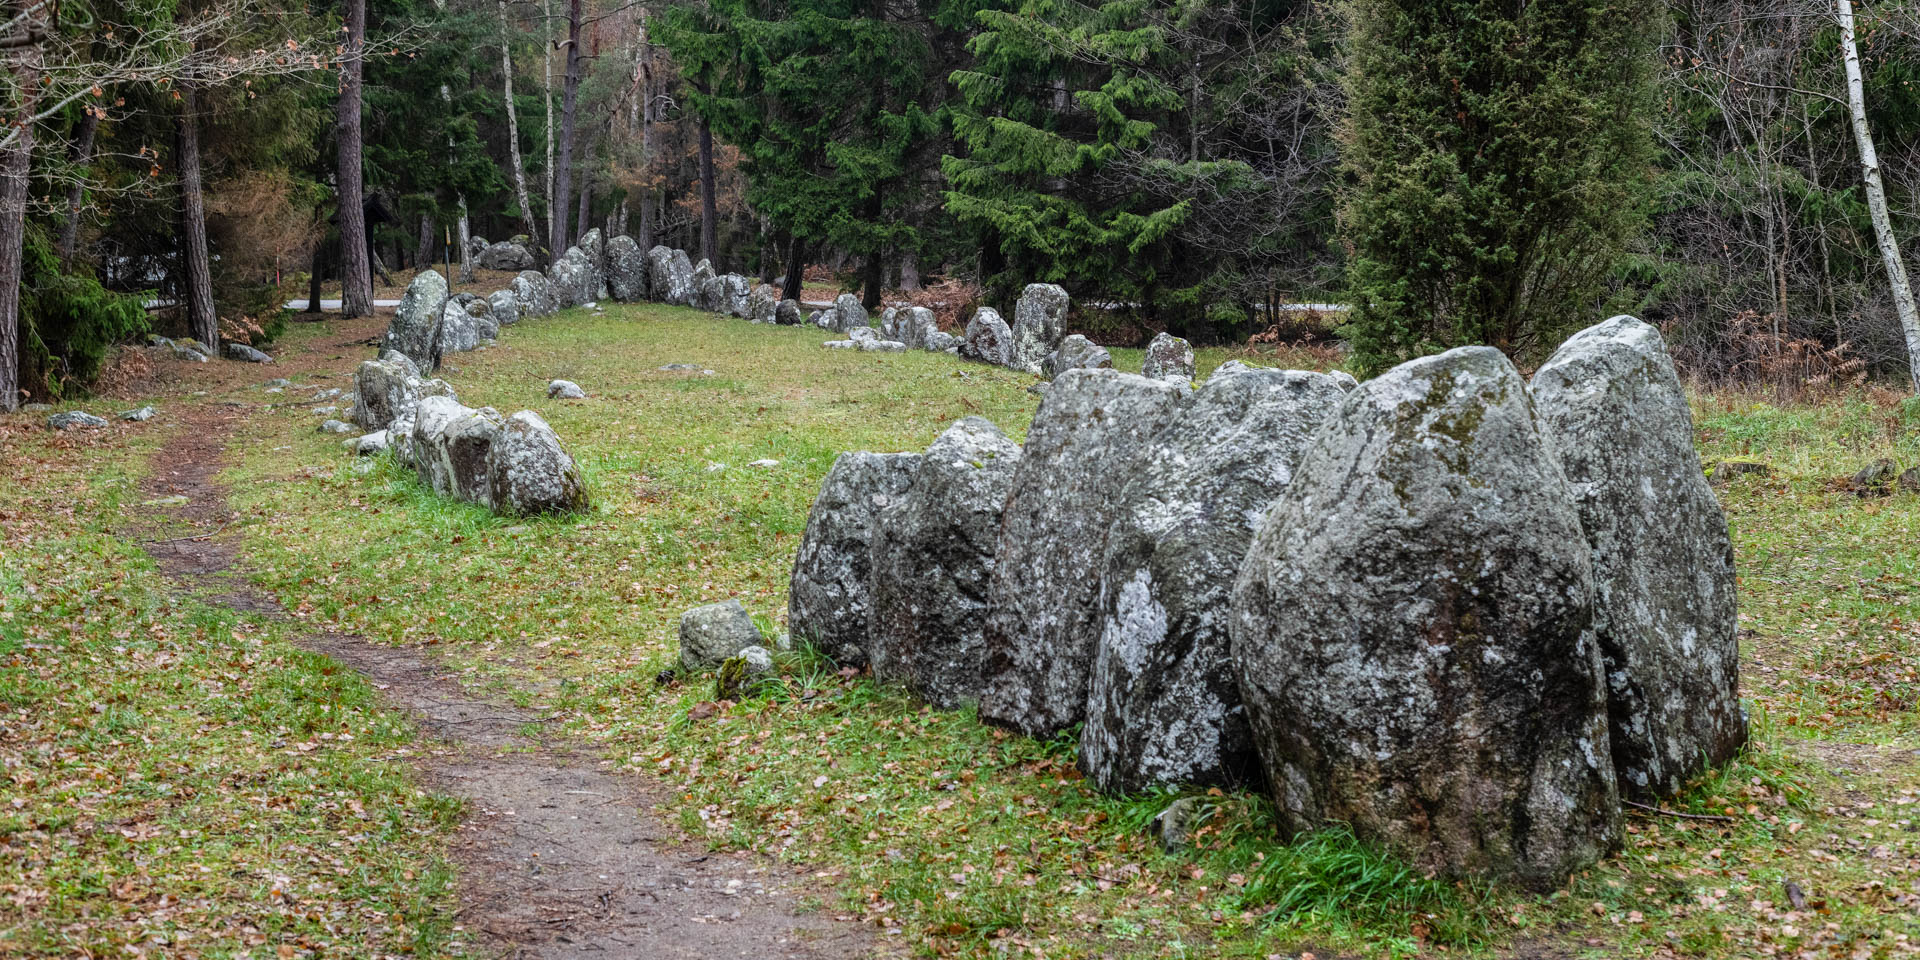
[128,328,878,959]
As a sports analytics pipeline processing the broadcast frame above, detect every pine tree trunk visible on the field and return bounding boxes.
[860,189,883,310]
[549,0,581,258]
[698,110,718,268]
[575,177,591,245]
[336,0,373,317]
[414,213,435,269]
[542,0,556,256]
[1839,0,1920,392]
[782,235,807,302]
[499,0,538,246]
[0,35,36,411]
[57,107,98,263]
[900,249,920,291]
[307,239,325,312]
[636,20,654,251]
[178,75,218,346]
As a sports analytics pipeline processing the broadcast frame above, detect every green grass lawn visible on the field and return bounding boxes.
[0,420,462,958]
[17,302,1918,958]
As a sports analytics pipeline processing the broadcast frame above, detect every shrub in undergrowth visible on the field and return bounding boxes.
[18,225,150,402]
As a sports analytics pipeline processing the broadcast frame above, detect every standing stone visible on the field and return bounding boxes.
[607,235,649,301]
[870,418,1023,709]
[788,451,922,668]
[1042,334,1112,378]
[747,284,779,324]
[691,259,719,310]
[722,275,752,317]
[1229,346,1618,891]
[548,246,597,307]
[896,306,939,350]
[1082,369,1347,794]
[670,249,696,305]
[960,307,1013,366]
[465,297,500,341]
[411,397,504,506]
[384,270,450,369]
[775,299,802,325]
[512,271,557,317]
[978,370,1190,737]
[488,410,589,515]
[488,289,521,327]
[438,300,481,354]
[1530,316,1745,798]
[1009,283,1070,373]
[1141,332,1195,382]
[831,293,868,334]
[646,246,695,305]
[578,227,605,272]
[878,307,899,340]
[477,240,536,271]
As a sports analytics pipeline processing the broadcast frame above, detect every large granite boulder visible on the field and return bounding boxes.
[1141,332,1195,382]
[1042,334,1112,378]
[1530,316,1745,798]
[465,297,499,341]
[896,307,939,350]
[487,289,521,327]
[747,284,779,324]
[1010,283,1069,374]
[1229,346,1618,891]
[870,418,1023,709]
[224,342,273,363]
[721,275,752,317]
[477,240,535,271]
[697,273,727,314]
[690,259,718,311]
[775,299,802,326]
[829,293,867,335]
[606,235,649,301]
[512,271,557,317]
[646,246,693,305]
[788,451,922,668]
[578,227,605,270]
[384,270,450,370]
[547,246,595,307]
[1081,369,1347,793]
[411,396,503,506]
[352,351,455,432]
[960,308,1013,367]
[438,300,481,355]
[978,370,1190,737]
[489,410,589,515]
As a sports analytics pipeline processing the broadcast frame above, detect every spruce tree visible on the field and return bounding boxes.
[1339,0,1660,372]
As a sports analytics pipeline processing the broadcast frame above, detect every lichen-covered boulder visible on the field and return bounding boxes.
[1010,283,1070,374]
[1141,332,1194,382]
[830,293,867,335]
[547,379,586,400]
[606,235,649,301]
[48,411,108,430]
[878,307,899,340]
[384,270,450,369]
[477,240,535,271]
[1042,334,1112,378]
[547,246,595,307]
[488,410,589,515]
[721,275,752,317]
[960,308,1013,367]
[978,370,1190,738]
[411,397,503,506]
[1530,316,1745,798]
[487,289,521,327]
[1082,369,1347,793]
[512,271,557,317]
[870,418,1023,709]
[646,246,693,305]
[678,599,762,674]
[577,228,607,296]
[438,300,481,355]
[697,274,727,314]
[747,284,779,324]
[896,307,939,350]
[352,352,424,431]
[860,339,906,352]
[788,451,922,668]
[669,249,695,304]
[224,342,274,363]
[1229,346,1618,891]
[465,297,499,341]
[775,299,802,326]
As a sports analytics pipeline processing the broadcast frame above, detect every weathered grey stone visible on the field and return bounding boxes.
[1531,316,1745,798]
[1009,283,1070,373]
[352,352,453,433]
[788,451,923,669]
[1902,466,1920,495]
[775,299,802,326]
[721,275,752,317]
[438,300,481,355]
[476,240,536,271]
[487,289,521,327]
[748,284,780,324]
[1150,797,1211,853]
[48,411,108,430]
[690,259,718,311]
[679,599,762,673]
[1140,332,1194,382]
[384,270,450,369]
[870,418,1023,709]
[319,419,356,435]
[896,307,938,349]
[1042,334,1112,378]
[488,410,589,515]
[860,339,906,353]
[849,327,878,343]
[977,370,1190,737]
[646,246,694,305]
[547,379,586,400]
[118,405,157,422]
[1210,359,1256,379]
[606,235,648,301]
[1230,346,1617,891]
[512,271,557,317]
[670,249,695,305]
[960,308,1013,367]
[925,331,957,353]
[347,430,389,456]
[1081,369,1347,794]
[833,294,868,334]
[465,297,500,341]
[170,338,214,362]
[822,340,857,350]
[547,246,596,307]
[878,307,899,339]
[1330,370,1360,391]
[411,396,503,506]
[224,342,274,363]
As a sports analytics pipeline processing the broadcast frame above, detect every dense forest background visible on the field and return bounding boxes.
[4,0,1919,405]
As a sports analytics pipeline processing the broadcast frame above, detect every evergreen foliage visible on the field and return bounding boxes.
[1338,0,1660,372]
[18,227,149,401]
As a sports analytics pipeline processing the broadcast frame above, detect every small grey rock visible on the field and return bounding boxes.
[319,419,356,435]
[118,405,157,422]
[679,599,764,673]
[224,342,274,363]
[48,411,109,430]
[547,379,587,400]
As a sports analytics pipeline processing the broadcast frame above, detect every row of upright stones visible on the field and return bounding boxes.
[786,314,1745,891]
